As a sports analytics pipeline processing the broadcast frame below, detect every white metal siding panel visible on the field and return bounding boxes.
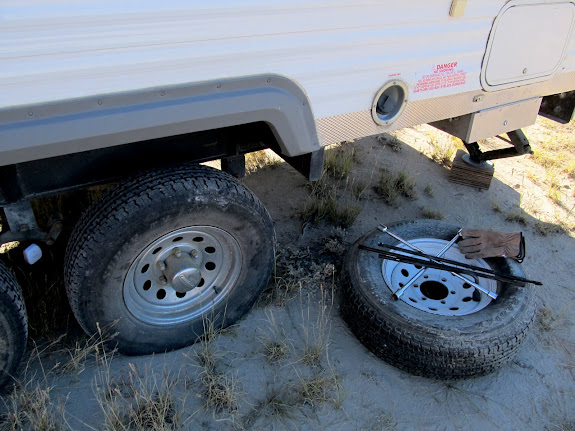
[481,1,575,90]
[316,70,575,146]
[1,0,573,121]
[0,1,502,117]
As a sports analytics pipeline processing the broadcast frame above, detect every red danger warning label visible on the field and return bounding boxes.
[414,62,466,93]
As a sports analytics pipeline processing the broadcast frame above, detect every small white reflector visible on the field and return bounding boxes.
[23,244,42,265]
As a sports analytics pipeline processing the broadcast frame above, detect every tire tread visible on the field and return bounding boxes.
[64,163,274,353]
[0,260,28,390]
[340,220,536,379]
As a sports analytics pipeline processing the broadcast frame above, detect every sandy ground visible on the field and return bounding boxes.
[4,120,575,430]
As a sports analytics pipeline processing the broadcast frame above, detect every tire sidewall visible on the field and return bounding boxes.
[0,263,27,390]
[69,169,274,354]
[343,219,536,345]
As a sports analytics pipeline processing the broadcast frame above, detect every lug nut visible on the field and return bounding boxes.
[157,261,166,271]
[159,275,168,285]
[190,249,198,258]
[173,247,182,258]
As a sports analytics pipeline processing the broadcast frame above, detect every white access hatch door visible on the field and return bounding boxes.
[481,1,575,91]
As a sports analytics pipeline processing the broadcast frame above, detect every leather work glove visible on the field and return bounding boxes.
[459,229,525,262]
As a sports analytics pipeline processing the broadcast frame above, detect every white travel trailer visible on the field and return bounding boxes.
[0,0,573,385]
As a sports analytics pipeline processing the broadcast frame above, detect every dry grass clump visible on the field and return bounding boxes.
[0,345,68,429]
[192,318,242,415]
[242,387,298,429]
[537,306,559,333]
[289,288,344,410]
[194,317,222,372]
[428,134,458,166]
[95,363,181,431]
[246,289,343,427]
[297,374,334,408]
[505,210,528,225]
[259,276,302,307]
[325,142,358,179]
[262,339,289,364]
[374,169,418,205]
[555,422,575,431]
[1,324,119,431]
[299,290,331,368]
[300,141,363,228]
[420,206,445,220]
[524,116,575,222]
[491,200,503,213]
[351,180,369,199]
[529,116,575,178]
[57,322,118,375]
[0,381,65,431]
[324,238,346,255]
[376,134,402,152]
[199,370,240,414]
[258,310,292,363]
[245,150,282,174]
[295,365,343,410]
[374,171,399,204]
[543,170,565,206]
[534,304,573,352]
[395,172,418,200]
[533,220,568,236]
[301,176,361,227]
[259,245,320,307]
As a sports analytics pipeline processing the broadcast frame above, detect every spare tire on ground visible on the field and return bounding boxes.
[340,220,537,379]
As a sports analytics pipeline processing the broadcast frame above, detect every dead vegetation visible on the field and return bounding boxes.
[299,288,331,368]
[301,142,362,227]
[324,142,358,179]
[0,342,72,431]
[428,132,460,167]
[301,178,361,227]
[376,133,403,152]
[420,206,445,220]
[0,380,65,431]
[241,387,298,429]
[529,117,575,178]
[199,370,240,414]
[374,169,418,205]
[424,184,435,197]
[245,150,282,174]
[504,210,528,226]
[95,362,181,431]
[258,310,292,363]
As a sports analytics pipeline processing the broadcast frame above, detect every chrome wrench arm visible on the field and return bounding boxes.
[377,225,461,300]
[377,225,498,301]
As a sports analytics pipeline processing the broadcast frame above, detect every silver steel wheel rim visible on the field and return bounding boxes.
[381,238,497,316]
[124,226,242,326]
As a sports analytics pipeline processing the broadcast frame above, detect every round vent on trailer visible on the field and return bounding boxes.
[371,80,408,126]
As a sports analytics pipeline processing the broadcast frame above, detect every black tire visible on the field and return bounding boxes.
[340,220,537,379]
[65,164,275,355]
[0,260,27,390]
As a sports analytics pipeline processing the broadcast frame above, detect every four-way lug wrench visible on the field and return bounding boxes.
[377,225,498,301]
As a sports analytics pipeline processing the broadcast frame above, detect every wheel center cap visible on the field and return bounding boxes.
[164,250,202,293]
[172,268,202,293]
